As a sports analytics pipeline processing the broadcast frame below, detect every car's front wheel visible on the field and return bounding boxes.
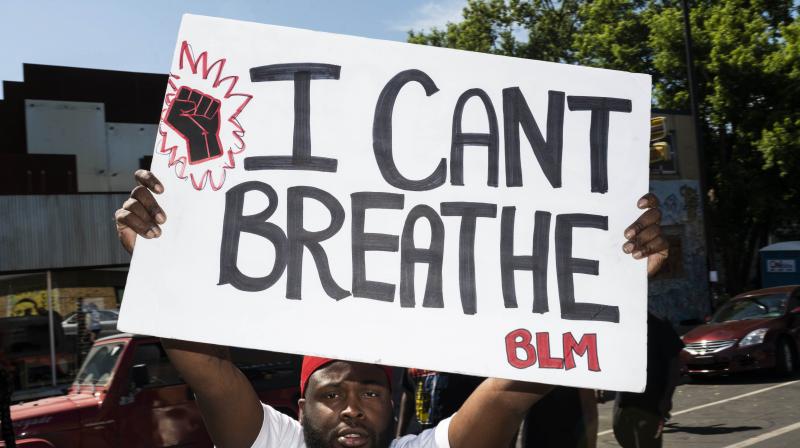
[775,338,797,376]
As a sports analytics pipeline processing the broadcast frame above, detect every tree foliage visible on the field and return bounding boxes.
[408,0,581,60]
[409,0,800,293]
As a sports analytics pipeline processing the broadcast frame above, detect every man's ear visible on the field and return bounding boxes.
[298,398,306,421]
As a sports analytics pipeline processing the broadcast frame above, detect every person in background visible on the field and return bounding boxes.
[396,370,484,437]
[85,302,103,342]
[397,373,598,448]
[612,312,684,448]
[519,387,598,448]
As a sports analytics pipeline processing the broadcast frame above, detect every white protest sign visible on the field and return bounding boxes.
[118,14,651,392]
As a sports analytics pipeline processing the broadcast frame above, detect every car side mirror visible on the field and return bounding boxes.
[132,364,150,389]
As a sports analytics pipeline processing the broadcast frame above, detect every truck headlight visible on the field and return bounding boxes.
[739,328,768,347]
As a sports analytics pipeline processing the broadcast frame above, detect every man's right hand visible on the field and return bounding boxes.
[115,170,167,254]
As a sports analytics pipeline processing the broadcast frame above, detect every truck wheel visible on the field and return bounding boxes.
[775,338,796,376]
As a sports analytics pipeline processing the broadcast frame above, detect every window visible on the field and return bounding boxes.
[130,343,183,387]
[650,131,679,176]
[74,342,125,386]
[99,310,119,321]
[711,295,789,322]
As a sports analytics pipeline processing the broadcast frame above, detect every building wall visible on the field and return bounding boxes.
[666,113,700,181]
[25,99,109,192]
[24,100,157,193]
[1,63,167,195]
[106,122,158,190]
[650,111,700,180]
[646,110,710,322]
[0,194,130,272]
[648,179,710,322]
[0,65,167,396]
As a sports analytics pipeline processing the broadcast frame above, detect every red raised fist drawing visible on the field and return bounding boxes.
[165,86,224,164]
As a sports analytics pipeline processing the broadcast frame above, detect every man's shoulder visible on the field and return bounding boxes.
[392,415,452,448]
[249,403,304,448]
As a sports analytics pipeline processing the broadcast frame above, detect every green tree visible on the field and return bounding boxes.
[408,0,581,60]
[409,0,800,294]
[646,0,798,292]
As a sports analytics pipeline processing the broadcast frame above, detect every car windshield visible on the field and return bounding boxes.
[74,342,125,386]
[711,294,788,323]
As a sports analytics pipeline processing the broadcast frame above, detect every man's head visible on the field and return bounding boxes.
[299,358,394,448]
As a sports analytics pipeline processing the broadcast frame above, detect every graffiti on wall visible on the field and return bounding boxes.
[2,290,60,317]
[2,287,117,318]
[649,180,710,322]
[659,183,701,226]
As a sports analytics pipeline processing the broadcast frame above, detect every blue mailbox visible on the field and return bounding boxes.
[760,241,800,288]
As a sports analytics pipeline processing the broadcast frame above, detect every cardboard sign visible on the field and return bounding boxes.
[119,14,651,392]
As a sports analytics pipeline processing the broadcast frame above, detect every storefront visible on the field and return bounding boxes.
[0,270,128,401]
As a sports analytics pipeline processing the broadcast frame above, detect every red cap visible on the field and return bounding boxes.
[300,356,393,397]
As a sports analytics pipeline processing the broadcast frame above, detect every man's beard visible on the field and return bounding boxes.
[301,415,392,448]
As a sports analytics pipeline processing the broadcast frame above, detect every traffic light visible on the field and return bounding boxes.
[650,116,671,164]
[651,116,667,142]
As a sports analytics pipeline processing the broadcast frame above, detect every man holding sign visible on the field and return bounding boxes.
[115,14,668,448]
[115,170,665,448]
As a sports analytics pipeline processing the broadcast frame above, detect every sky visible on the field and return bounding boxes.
[0,0,467,99]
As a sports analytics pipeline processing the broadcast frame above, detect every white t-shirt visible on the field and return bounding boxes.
[249,403,451,448]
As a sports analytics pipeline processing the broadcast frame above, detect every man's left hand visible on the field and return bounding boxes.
[624,193,668,277]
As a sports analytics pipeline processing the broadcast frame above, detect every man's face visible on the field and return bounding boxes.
[299,361,393,448]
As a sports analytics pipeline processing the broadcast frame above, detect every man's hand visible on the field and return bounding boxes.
[165,86,224,164]
[624,193,668,277]
[114,170,166,254]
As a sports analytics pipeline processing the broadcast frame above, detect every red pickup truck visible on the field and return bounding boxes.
[4,333,300,447]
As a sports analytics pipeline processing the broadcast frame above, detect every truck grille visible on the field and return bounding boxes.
[684,339,737,355]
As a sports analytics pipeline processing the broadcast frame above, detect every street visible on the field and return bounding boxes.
[598,373,800,447]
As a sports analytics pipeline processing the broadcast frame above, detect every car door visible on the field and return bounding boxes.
[117,342,211,448]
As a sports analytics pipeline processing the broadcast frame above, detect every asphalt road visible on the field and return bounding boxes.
[597,373,800,447]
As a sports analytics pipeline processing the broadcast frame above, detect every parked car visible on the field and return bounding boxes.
[681,285,800,376]
[60,309,119,336]
[5,333,300,447]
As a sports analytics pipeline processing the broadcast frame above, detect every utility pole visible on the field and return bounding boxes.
[681,0,716,311]
[47,270,57,387]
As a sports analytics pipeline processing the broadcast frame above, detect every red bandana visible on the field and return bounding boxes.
[300,356,393,397]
